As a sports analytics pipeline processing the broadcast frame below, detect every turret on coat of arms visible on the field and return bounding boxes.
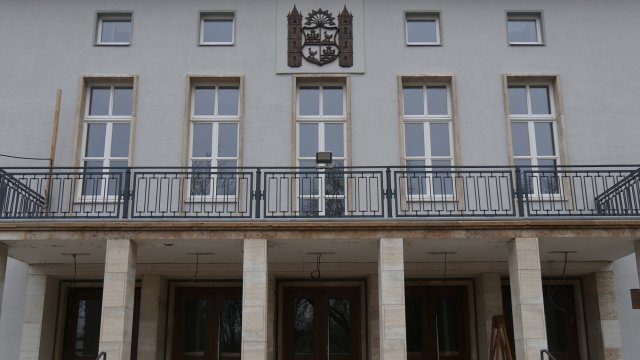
[287,5,353,67]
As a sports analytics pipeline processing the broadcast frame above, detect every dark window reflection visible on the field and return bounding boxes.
[184,298,208,356]
[219,299,242,355]
[405,295,423,353]
[74,299,101,356]
[328,298,350,356]
[437,297,460,353]
[293,298,315,356]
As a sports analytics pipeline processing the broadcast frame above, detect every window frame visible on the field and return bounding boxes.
[505,77,565,199]
[404,12,442,46]
[95,12,133,46]
[199,12,236,46]
[78,81,135,201]
[184,76,244,203]
[506,11,544,46]
[293,76,350,217]
[400,77,457,201]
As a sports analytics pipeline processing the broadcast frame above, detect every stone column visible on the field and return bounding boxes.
[241,239,268,360]
[99,239,137,360]
[475,273,504,360]
[137,275,167,360]
[0,244,7,312]
[19,273,59,360]
[378,238,406,360]
[507,237,547,360]
[583,272,622,360]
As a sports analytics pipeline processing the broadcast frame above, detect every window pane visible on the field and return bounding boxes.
[508,86,528,115]
[403,86,424,116]
[74,299,102,356]
[219,299,242,355]
[406,160,426,196]
[536,159,559,194]
[192,123,213,157]
[107,160,127,196]
[432,159,453,195]
[514,159,533,193]
[184,298,207,356]
[216,160,237,196]
[530,86,551,115]
[299,123,319,157]
[293,298,315,356]
[194,87,215,116]
[511,123,530,156]
[323,86,344,116]
[437,297,460,353]
[89,87,110,116]
[218,87,239,116]
[191,160,212,196]
[427,86,448,116]
[534,122,555,156]
[508,19,538,43]
[218,123,238,157]
[407,19,438,43]
[110,124,130,157]
[405,123,425,157]
[299,87,320,116]
[329,298,350,356]
[202,19,233,43]
[430,123,450,157]
[83,161,104,196]
[101,20,131,43]
[112,87,133,116]
[324,123,344,157]
[405,294,423,352]
[85,123,106,157]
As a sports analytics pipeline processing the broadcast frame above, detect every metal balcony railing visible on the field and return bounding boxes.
[0,165,638,220]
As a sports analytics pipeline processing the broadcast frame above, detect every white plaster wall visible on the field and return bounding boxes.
[0,258,28,360]
[1,0,640,168]
[612,255,640,360]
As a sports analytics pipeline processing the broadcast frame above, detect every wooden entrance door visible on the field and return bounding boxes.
[502,284,581,360]
[282,286,362,360]
[172,287,242,360]
[62,287,140,360]
[405,286,471,360]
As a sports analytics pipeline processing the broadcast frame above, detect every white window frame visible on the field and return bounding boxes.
[199,12,235,46]
[508,83,562,199]
[506,12,543,45]
[405,12,441,46]
[188,84,240,201]
[296,84,347,216]
[96,13,132,46]
[402,83,455,201]
[80,85,133,201]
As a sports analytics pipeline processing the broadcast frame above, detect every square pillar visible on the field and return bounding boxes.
[0,244,7,312]
[99,239,137,360]
[378,238,406,360]
[241,239,268,360]
[137,275,167,360]
[19,273,59,360]
[583,272,622,360]
[508,237,547,360]
[475,273,504,360]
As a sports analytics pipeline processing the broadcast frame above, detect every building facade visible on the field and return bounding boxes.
[1,1,640,360]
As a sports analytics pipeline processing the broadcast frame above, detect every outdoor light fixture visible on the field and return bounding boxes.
[315,151,333,165]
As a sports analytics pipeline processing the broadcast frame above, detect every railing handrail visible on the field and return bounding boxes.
[1,165,639,220]
[95,351,107,360]
[540,349,557,360]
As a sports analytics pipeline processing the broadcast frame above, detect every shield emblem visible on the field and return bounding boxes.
[301,9,340,66]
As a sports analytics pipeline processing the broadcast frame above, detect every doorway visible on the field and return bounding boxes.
[281,286,362,360]
[172,287,242,360]
[405,285,471,360]
[61,287,141,360]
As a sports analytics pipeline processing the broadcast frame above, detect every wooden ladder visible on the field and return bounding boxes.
[489,315,513,360]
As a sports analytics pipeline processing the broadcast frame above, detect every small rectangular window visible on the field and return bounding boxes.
[200,12,235,45]
[96,13,132,45]
[507,12,543,45]
[405,12,441,45]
